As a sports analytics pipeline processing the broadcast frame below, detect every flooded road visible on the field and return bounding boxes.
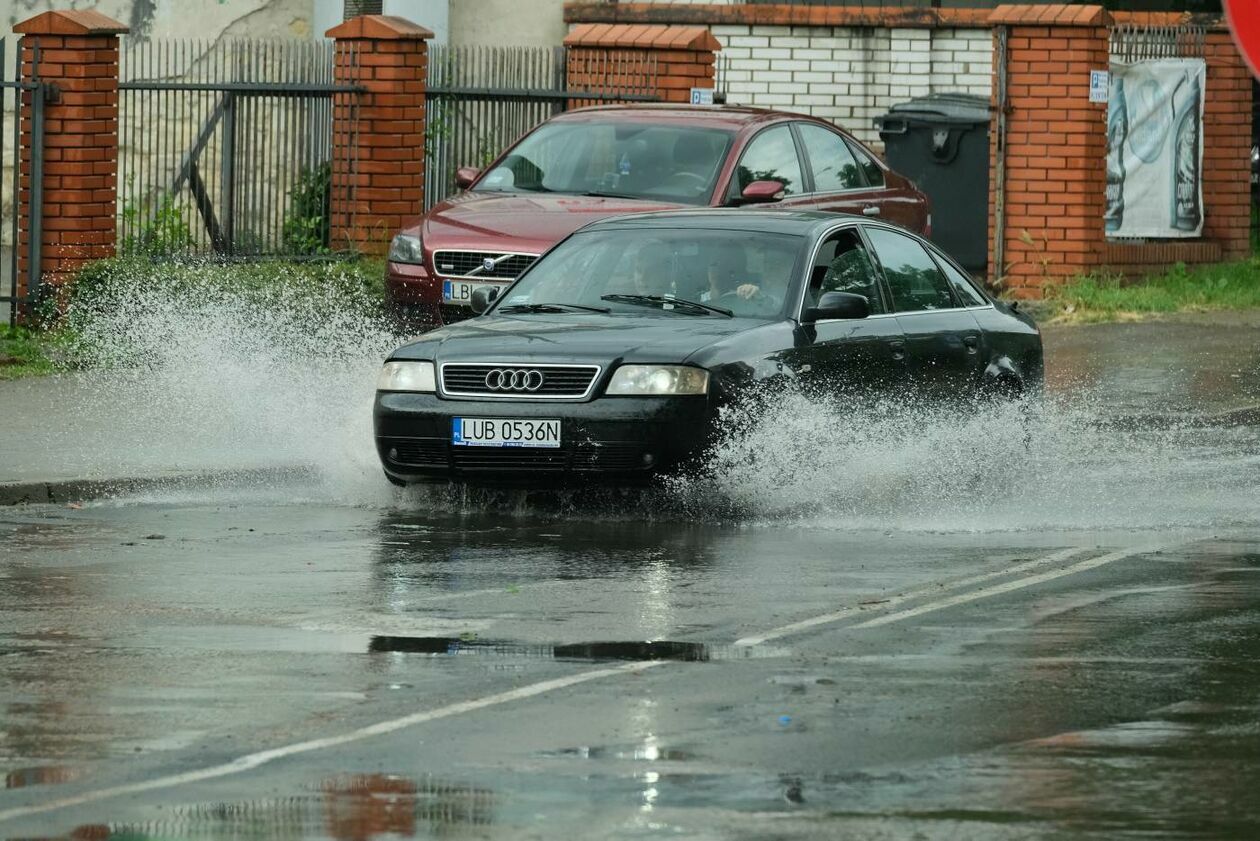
[3,309,1260,839]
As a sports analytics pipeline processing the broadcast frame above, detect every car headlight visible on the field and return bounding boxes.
[377,360,436,392]
[388,234,424,264]
[605,365,709,396]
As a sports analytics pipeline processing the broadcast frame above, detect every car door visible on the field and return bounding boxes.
[724,123,816,210]
[783,225,907,397]
[861,224,984,398]
[844,136,928,234]
[794,122,889,221]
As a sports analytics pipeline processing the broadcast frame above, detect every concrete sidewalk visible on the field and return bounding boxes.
[3,312,1259,503]
[0,373,320,501]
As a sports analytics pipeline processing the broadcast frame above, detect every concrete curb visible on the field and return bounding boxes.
[0,466,319,506]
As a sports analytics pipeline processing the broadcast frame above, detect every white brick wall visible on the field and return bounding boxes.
[713,24,993,151]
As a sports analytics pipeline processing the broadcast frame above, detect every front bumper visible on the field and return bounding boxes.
[384,261,475,328]
[375,392,713,484]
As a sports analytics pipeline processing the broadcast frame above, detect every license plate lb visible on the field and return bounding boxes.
[452,417,561,448]
[443,280,508,305]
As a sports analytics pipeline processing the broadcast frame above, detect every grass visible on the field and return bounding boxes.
[1043,257,1260,323]
[0,324,59,379]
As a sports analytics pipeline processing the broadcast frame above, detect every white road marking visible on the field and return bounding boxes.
[1,542,1169,826]
[849,546,1166,629]
[0,660,667,824]
[733,546,1089,647]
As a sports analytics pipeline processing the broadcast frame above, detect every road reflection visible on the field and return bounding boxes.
[62,774,494,840]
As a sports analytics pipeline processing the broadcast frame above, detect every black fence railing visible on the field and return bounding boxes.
[118,38,362,258]
[423,45,659,211]
[1,38,48,325]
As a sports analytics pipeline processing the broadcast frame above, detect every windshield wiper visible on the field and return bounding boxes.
[498,302,611,314]
[600,294,733,318]
[580,190,638,200]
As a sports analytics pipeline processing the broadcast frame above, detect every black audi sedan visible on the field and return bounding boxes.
[374,210,1042,485]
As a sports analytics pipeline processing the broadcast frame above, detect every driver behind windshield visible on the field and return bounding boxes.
[702,244,764,303]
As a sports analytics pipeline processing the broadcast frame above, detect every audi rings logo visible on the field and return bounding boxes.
[484,368,545,392]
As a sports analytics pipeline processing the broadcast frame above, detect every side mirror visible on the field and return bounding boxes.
[455,166,481,190]
[738,180,786,205]
[802,291,869,323]
[469,285,500,315]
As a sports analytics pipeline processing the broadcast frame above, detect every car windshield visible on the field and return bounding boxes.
[474,121,734,205]
[492,228,804,320]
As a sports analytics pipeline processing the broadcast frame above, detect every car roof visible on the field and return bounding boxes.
[580,209,858,237]
[553,104,812,130]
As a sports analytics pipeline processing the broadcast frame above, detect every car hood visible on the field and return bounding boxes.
[390,313,765,366]
[416,191,686,255]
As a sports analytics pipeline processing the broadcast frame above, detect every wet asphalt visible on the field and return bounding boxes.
[3,315,1260,840]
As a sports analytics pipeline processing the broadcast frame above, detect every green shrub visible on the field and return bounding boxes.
[282,162,332,255]
[119,187,195,256]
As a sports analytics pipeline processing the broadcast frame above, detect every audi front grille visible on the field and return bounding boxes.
[440,363,601,399]
[432,251,538,280]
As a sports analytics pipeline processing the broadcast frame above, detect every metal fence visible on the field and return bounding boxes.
[1110,23,1206,61]
[424,45,659,211]
[1,38,46,326]
[118,37,361,258]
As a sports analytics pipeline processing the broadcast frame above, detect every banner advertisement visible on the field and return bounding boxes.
[1104,58,1206,238]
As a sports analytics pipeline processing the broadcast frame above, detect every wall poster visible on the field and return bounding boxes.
[1104,58,1206,238]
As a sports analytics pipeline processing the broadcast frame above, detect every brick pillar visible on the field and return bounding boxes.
[13,10,127,310]
[1202,30,1252,262]
[987,4,1111,298]
[563,24,721,105]
[326,15,433,256]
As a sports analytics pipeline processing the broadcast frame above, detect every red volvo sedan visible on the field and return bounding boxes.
[385,104,930,327]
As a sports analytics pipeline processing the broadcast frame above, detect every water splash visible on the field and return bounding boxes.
[40,261,401,502]
[669,389,1260,532]
[48,273,1260,531]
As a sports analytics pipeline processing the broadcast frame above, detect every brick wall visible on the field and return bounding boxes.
[987,5,1111,296]
[326,15,432,257]
[1200,31,1252,263]
[563,24,720,104]
[13,10,126,307]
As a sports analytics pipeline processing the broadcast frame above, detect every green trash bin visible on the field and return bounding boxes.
[875,93,991,272]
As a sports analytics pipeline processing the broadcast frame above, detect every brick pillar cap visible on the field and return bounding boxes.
[564,23,721,51]
[989,4,1111,26]
[13,10,129,35]
[325,15,434,40]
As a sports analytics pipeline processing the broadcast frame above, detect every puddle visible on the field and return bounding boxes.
[539,744,697,762]
[367,636,787,662]
[57,774,494,840]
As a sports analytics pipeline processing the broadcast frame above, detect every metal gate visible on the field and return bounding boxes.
[117,38,363,258]
[2,38,47,326]
[424,45,659,211]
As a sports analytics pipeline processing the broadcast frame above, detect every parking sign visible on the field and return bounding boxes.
[689,87,714,105]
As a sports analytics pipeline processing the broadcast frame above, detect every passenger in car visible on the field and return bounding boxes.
[629,246,673,297]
